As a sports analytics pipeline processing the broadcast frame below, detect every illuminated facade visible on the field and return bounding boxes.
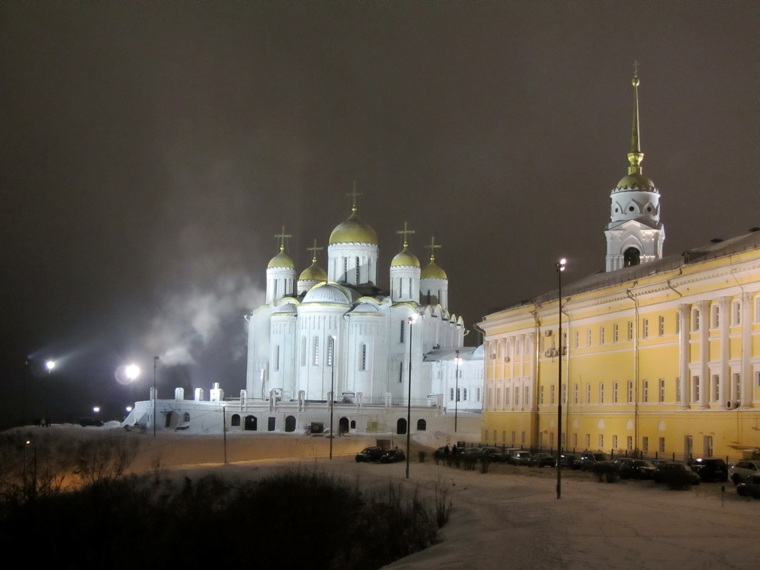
[478,72,760,460]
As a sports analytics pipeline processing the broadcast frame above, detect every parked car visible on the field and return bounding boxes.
[509,450,533,466]
[579,451,612,471]
[615,458,657,479]
[79,417,104,427]
[729,460,760,485]
[355,446,384,463]
[653,462,701,486]
[480,446,510,462]
[560,453,582,470]
[736,473,760,498]
[380,448,406,463]
[688,457,728,482]
[529,453,557,468]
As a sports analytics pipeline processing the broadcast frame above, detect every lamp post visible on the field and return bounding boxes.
[153,356,159,437]
[406,314,417,479]
[330,335,336,460]
[454,350,462,432]
[45,360,56,427]
[556,257,567,500]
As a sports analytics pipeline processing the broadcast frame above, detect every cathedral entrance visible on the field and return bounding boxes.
[397,418,408,435]
[244,415,257,431]
[339,417,349,434]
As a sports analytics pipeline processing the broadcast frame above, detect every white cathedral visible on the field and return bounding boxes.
[124,192,483,436]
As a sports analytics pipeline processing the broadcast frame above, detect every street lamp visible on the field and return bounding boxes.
[45,360,56,426]
[454,350,462,432]
[152,356,159,437]
[556,257,567,500]
[329,335,336,460]
[406,314,417,479]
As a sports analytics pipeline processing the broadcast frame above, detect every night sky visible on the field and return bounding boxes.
[1,1,758,428]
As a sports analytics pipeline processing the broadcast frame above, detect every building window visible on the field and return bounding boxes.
[642,319,649,338]
[574,331,579,349]
[642,380,648,403]
[274,345,280,371]
[627,380,633,403]
[456,388,461,402]
[301,337,307,367]
[505,386,510,406]
[612,435,618,450]
[658,315,665,336]
[586,329,592,347]
[642,437,649,454]
[659,437,666,453]
[521,431,526,444]
[497,388,502,408]
[711,374,720,402]
[400,320,405,342]
[584,434,590,448]
[692,376,700,402]
[659,378,665,403]
[599,383,605,404]
[463,388,468,401]
[327,336,335,366]
[599,434,604,449]
[711,304,720,328]
[613,323,619,343]
[732,300,742,326]
[549,385,554,404]
[399,362,403,383]
[561,383,567,404]
[613,381,619,403]
[313,337,320,366]
[540,386,545,405]
[573,383,579,404]
[692,308,700,331]
[477,388,481,402]
[704,435,713,457]
[585,383,591,404]
[450,388,454,401]
[627,321,634,340]
[627,436,633,451]
[359,343,367,371]
[524,386,530,406]
[600,326,605,345]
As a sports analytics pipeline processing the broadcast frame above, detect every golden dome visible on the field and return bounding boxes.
[329,211,378,245]
[299,261,327,281]
[391,247,420,268]
[614,173,656,192]
[267,248,295,269]
[421,259,447,279]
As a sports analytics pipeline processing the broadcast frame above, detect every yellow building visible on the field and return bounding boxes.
[478,72,760,461]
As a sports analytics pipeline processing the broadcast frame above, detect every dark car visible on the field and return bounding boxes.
[615,458,657,479]
[480,446,509,462]
[529,453,557,468]
[736,474,760,498]
[380,448,406,463]
[79,417,104,427]
[579,451,612,471]
[560,453,582,470]
[509,450,533,466]
[688,457,728,482]
[355,446,384,463]
[653,462,701,486]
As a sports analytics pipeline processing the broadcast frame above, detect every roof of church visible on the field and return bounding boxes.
[329,210,378,245]
[391,246,420,268]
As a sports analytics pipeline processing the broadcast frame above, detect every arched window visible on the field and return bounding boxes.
[416,418,427,431]
[231,414,241,427]
[397,417,407,435]
[623,247,640,267]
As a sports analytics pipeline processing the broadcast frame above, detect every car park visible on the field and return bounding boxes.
[688,457,728,482]
[355,446,384,463]
[579,451,612,471]
[729,460,760,485]
[736,473,760,498]
[380,448,406,463]
[509,450,532,466]
[653,461,701,485]
[529,453,557,468]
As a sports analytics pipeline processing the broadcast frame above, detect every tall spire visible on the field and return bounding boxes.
[627,61,644,175]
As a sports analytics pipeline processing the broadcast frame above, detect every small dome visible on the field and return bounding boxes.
[302,282,351,305]
[614,173,657,192]
[268,249,295,269]
[299,261,327,282]
[329,211,378,245]
[421,259,447,279]
[391,247,420,268]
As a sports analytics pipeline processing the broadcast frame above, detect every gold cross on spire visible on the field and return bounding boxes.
[425,236,442,261]
[396,221,415,248]
[306,238,323,263]
[274,225,292,252]
[346,180,362,212]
